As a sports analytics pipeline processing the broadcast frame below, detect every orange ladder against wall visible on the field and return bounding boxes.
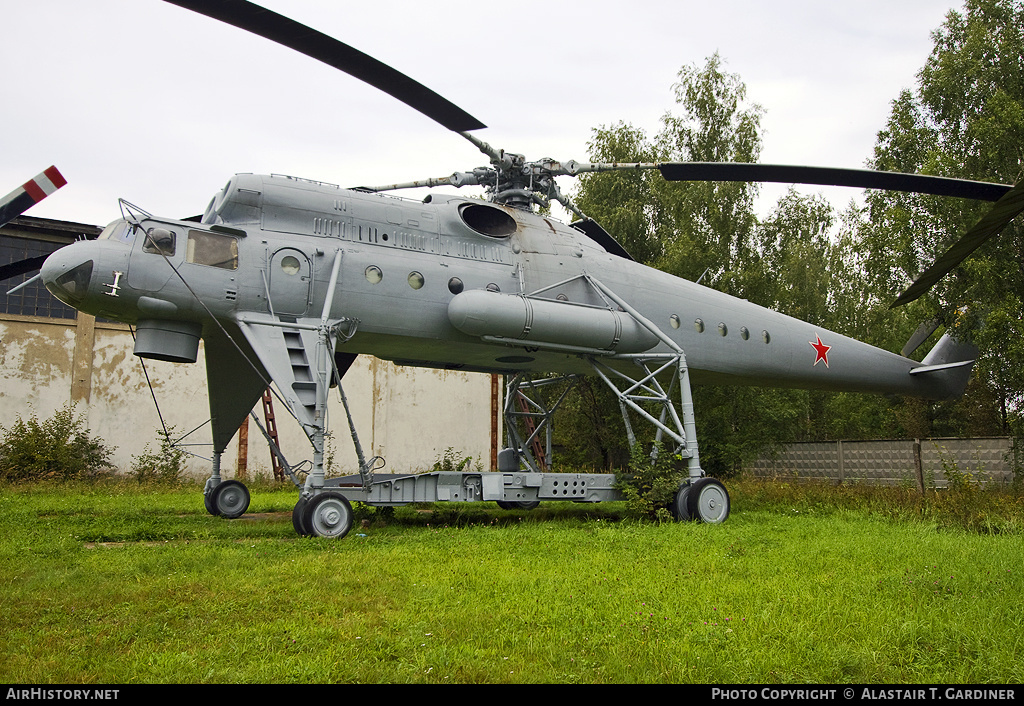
[262,389,285,481]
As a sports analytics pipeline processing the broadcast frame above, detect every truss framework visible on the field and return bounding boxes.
[503,350,702,481]
[500,273,703,480]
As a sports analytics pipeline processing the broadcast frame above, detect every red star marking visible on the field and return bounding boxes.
[810,335,831,368]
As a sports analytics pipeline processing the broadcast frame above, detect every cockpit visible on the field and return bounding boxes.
[97,219,138,245]
[98,219,239,271]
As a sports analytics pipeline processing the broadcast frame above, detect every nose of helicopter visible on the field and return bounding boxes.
[40,245,94,308]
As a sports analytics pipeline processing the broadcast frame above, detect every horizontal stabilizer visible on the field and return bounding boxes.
[911,330,978,399]
[908,359,975,376]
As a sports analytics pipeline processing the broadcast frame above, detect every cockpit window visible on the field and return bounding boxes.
[143,227,176,256]
[98,220,136,244]
[186,230,238,270]
[49,260,94,304]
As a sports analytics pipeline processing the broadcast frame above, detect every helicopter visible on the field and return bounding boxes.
[10,0,1024,538]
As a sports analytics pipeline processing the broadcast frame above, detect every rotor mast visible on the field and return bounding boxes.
[359,131,667,219]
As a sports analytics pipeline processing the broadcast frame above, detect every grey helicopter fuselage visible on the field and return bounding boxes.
[40,172,971,402]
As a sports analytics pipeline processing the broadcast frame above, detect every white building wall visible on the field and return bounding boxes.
[0,312,498,478]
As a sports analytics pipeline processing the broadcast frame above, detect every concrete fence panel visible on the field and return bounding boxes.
[745,437,1016,488]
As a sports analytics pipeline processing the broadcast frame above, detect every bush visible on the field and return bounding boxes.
[0,406,115,481]
[130,427,188,484]
[614,442,685,522]
[431,447,479,473]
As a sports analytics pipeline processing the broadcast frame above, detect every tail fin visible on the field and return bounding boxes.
[908,332,978,400]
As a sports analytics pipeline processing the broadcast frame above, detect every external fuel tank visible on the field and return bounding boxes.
[448,289,659,354]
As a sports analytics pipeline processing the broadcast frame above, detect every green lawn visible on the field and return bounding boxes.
[1,479,1022,683]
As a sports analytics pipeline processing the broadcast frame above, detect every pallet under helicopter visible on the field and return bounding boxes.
[8,0,1024,538]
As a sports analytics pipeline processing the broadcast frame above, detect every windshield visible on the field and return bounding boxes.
[97,219,136,244]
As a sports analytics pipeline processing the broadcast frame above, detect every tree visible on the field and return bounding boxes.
[561,55,816,474]
[552,4,1022,472]
[575,52,764,290]
[860,0,1024,434]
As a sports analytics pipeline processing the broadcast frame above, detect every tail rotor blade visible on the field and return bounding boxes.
[901,318,943,358]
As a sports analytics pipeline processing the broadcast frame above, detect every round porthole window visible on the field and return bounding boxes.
[408,271,424,290]
[740,326,750,340]
[670,315,681,329]
[365,265,382,284]
[762,330,771,344]
[280,255,300,275]
[486,283,501,293]
[718,322,728,336]
[695,318,705,333]
[448,277,464,294]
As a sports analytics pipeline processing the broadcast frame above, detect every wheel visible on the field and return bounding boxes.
[211,480,250,519]
[670,485,691,521]
[203,486,218,516]
[301,492,354,539]
[685,478,730,524]
[292,496,311,536]
[497,500,539,510]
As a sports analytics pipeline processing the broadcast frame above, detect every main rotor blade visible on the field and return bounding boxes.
[658,163,1012,202]
[0,166,67,228]
[163,0,485,133]
[570,218,635,261]
[891,180,1024,308]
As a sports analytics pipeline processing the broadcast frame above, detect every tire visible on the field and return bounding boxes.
[497,500,539,510]
[203,488,218,516]
[685,478,730,524]
[211,480,250,519]
[302,492,354,539]
[292,496,311,536]
[671,485,691,521]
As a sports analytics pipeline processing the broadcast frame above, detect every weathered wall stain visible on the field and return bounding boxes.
[0,319,77,416]
[1,314,497,476]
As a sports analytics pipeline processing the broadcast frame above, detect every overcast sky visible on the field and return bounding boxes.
[2,0,963,227]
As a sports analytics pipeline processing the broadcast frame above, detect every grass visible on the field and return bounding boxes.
[1,476,1022,683]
